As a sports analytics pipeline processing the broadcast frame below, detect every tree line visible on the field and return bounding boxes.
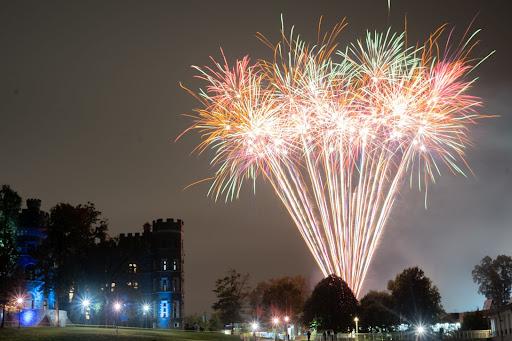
[210,255,512,333]
[209,267,443,333]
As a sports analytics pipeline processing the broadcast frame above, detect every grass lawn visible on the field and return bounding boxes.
[0,326,240,341]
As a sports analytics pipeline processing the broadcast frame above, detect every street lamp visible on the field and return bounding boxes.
[354,316,359,336]
[82,299,90,308]
[272,317,280,341]
[284,316,290,340]
[81,298,91,323]
[113,301,122,333]
[142,303,150,328]
[15,297,24,328]
[251,322,259,340]
[142,304,150,313]
[416,325,426,336]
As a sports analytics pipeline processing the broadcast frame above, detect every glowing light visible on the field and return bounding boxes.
[272,317,280,325]
[21,310,34,325]
[81,298,91,308]
[284,316,290,323]
[416,325,426,335]
[354,317,359,322]
[16,297,23,305]
[251,322,259,331]
[142,303,150,313]
[183,18,489,296]
[113,302,122,312]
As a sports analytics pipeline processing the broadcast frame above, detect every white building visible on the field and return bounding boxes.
[488,304,512,341]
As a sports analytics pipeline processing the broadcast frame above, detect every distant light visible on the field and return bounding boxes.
[113,302,122,312]
[251,322,259,331]
[416,325,426,335]
[272,317,280,325]
[81,299,91,308]
[284,316,290,323]
[142,303,150,313]
[16,297,24,305]
[354,316,359,322]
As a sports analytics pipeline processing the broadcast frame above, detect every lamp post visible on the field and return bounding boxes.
[284,316,290,341]
[81,298,91,323]
[142,303,150,328]
[354,317,359,339]
[16,297,24,328]
[272,317,280,341]
[416,325,426,338]
[251,321,259,341]
[113,301,122,334]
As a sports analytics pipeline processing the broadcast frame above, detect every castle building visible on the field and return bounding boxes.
[108,218,184,329]
[13,199,184,329]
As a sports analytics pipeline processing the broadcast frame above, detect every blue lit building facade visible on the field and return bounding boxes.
[15,199,60,326]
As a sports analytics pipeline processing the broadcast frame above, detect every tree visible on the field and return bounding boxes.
[387,267,443,325]
[36,202,108,324]
[184,313,208,331]
[461,310,489,331]
[303,275,358,333]
[212,269,250,326]
[472,255,512,308]
[250,276,308,322]
[359,291,399,332]
[0,185,22,328]
[249,280,269,320]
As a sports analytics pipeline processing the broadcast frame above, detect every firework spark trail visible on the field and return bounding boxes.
[181,18,490,296]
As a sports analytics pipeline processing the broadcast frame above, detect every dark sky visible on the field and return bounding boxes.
[1,0,511,315]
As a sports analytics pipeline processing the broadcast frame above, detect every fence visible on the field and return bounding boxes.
[310,330,493,341]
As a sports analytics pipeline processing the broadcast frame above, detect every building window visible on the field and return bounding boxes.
[127,281,138,289]
[173,259,177,271]
[161,277,169,291]
[128,263,137,273]
[68,288,74,303]
[162,259,168,271]
[160,300,169,318]
[110,282,116,292]
[172,278,179,292]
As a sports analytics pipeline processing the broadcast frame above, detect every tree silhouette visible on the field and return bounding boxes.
[303,274,358,333]
[0,185,22,328]
[359,290,399,331]
[387,267,443,325]
[472,255,512,308]
[212,269,249,326]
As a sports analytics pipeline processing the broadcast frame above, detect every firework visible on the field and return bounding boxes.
[182,19,489,296]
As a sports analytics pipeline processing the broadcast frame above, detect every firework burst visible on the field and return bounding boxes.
[181,18,490,296]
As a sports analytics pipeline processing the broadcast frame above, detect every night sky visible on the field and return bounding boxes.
[1,0,511,315]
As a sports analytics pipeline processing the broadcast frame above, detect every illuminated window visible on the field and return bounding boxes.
[111,282,116,292]
[162,259,167,271]
[160,300,169,318]
[172,260,177,271]
[161,277,169,291]
[127,281,139,290]
[128,263,137,273]
[68,288,74,302]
